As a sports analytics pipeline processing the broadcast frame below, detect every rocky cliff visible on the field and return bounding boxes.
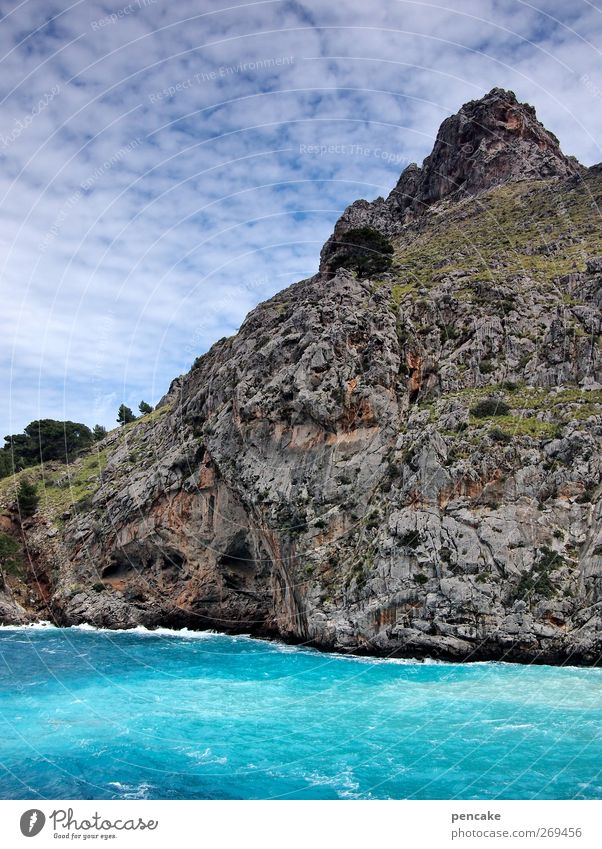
[2,88,602,664]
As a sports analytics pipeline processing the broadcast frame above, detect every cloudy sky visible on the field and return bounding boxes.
[1,0,602,436]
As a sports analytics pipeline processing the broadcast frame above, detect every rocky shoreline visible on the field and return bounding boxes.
[1,88,601,667]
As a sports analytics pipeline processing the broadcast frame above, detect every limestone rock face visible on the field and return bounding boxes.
[0,594,32,625]
[392,87,583,212]
[4,88,602,664]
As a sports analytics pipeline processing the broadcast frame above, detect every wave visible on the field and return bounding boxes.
[70,623,225,640]
[0,621,468,667]
[2,621,588,671]
[107,781,153,800]
[0,620,223,639]
[0,621,429,665]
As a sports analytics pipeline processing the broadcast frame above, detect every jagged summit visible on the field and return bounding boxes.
[321,88,584,271]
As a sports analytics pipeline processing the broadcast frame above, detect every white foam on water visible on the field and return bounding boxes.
[107,781,152,799]
[1,621,595,671]
[0,620,57,631]
[0,621,422,663]
[0,621,223,640]
[68,623,224,640]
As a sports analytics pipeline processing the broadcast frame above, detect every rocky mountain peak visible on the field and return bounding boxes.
[320,88,584,272]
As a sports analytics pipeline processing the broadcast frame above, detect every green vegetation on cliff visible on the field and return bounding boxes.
[1,419,94,480]
[326,227,394,277]
[389,172,602,295]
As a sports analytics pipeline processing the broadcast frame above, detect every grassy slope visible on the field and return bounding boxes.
[390,171,602,292]
[383,171,602,438]
[0,405,171,525]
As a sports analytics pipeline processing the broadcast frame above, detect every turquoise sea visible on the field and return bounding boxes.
[0,625,600,800]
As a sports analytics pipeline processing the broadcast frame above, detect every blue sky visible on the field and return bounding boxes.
[1,0,602,436]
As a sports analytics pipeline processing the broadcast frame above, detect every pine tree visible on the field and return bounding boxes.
[93,424,107,441]
[3,419,93,467]
[16,478,39,517]
[0,450,13,480]
[138,400,153,415]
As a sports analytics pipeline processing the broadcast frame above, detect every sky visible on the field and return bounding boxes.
[1,0,602,436]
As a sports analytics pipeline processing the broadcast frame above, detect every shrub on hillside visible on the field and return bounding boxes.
[327,227,394,278]
[470,398,510,418]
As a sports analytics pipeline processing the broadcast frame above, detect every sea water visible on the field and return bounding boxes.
[0,625,600,800]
